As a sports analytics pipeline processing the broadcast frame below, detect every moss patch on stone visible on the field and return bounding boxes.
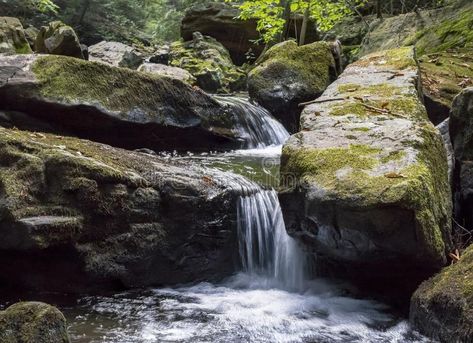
[419,48,473,108]
[354,47,418,70]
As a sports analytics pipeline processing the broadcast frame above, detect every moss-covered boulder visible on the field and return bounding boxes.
[450,87,473,230]
[360,1,473,57]
[88,41,144,69]
[169,32,246,93]
[35,21,84,59]
[0,302,70,343]
[24,25,38,50]
[410,244,473,342]
[248,40,336,133]
[418,49,473,125]
[280,47,452,294]
[0,126,256,292]
[0,17,32,54]
[0,54,247,152]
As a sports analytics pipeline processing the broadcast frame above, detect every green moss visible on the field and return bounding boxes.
[15,41,32,54]
[380,150,406,163]
[355,47,417,70]
[415,9,473,56]
[351,127,370,132]
[250,40,335,93]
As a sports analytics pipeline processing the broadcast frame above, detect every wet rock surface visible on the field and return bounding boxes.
[0,126,256,293]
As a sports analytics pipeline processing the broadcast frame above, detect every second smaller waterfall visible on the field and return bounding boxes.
[237,189,307,291]
[216,96,289,149]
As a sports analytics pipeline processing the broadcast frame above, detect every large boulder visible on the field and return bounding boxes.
[0,302,70,343]
[181,2,319,65]
[279,47,452,295]
[450,87,473,229]
[35,21,84,59]
[410,244,473,342]
[248,40,336,132]
[0,126,257,292]
[88,41,144,69]
[169,32,246,93]
[360,1,473,56]
[0,54,247,152]
[138,62,196,85]
[0,17,32,54]
[419,49,473,125]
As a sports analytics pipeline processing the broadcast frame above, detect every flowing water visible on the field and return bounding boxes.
[0,98,431,342]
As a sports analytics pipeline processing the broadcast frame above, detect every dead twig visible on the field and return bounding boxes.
[298,97,346,107]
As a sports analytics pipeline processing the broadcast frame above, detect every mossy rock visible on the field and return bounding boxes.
[0,302,70,343]
[410,244,473,342]
[280,47,452,291]
[248,40,336,132]
[0,17,32,54]
[169,32,246,93]
[360,1,473,57]
[35,21,84,59]
[0,126,251,292]
[0,54,245,152]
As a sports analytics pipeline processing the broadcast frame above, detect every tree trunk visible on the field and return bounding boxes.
[281,0,292,42]
[376,0,383,19]
[299,2,310,46]
[78,0,91,25]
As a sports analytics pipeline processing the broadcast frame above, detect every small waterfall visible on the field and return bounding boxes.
[237,189,307,291]
[215,96,289,149]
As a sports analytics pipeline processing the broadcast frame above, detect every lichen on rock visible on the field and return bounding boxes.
[279,47,452,292]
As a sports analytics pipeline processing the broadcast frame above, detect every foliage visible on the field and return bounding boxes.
[30,0,59,13]
[233,0,366,43]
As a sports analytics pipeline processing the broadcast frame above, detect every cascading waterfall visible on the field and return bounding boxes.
[215,96,289,148]
[237,189,307,291]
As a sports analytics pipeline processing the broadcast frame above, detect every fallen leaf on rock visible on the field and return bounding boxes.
[384,172,406,179]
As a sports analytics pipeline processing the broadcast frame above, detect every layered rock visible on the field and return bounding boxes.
[280,47,452,293]
[0,17,32,54]
[88,41,144,69]
[0,302,70,343]
[35,21,84,59]
[248,40,336,132]
[450,87,473,229]
[0,126,255,292]
[410,244,473,342]
[169,32,246,93]
[138,62,196,85]
[0,54,246,152]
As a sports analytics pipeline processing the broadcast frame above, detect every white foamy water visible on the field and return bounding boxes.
[67,274,429,343]
[216,96,289,149]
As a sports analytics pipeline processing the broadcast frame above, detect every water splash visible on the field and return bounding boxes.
[215,96,289,149]
[237,189,307,291]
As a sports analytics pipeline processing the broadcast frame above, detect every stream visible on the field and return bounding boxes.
[1,97,431,342]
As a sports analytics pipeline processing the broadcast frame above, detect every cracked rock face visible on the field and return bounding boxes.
[279,47,452,293]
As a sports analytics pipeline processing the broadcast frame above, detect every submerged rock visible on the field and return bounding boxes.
[280,47,452,294]
[88,41,144,69]
[138,62,196,85]
[169,32,246,93]
[0,17,32,54]
[410,244,473,342]
[248,40,336,132]
[0,54,244,152]
[0,126,255,292]
[0,302,70,343]
[450,87,473,229]
[35,21,84,59]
